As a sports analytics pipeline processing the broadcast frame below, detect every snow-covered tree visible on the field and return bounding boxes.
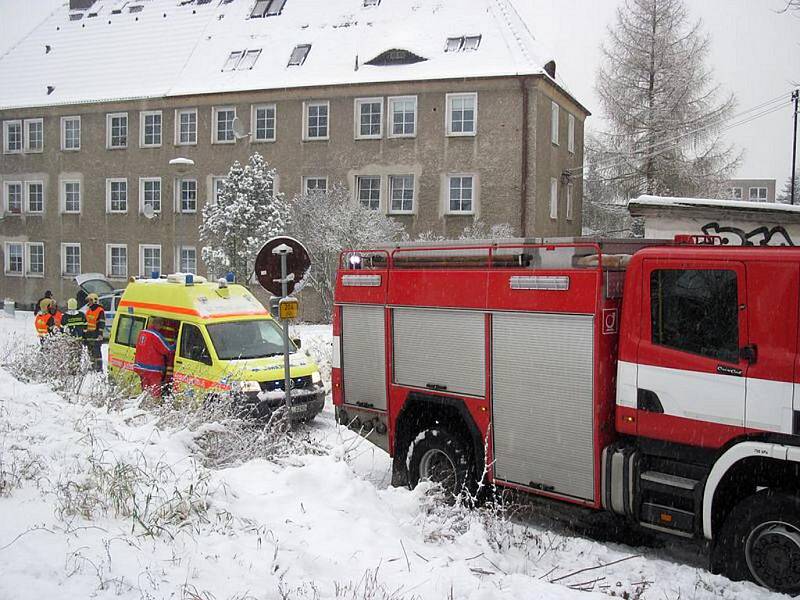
[288,184,405,320]
[777,171,799,204]
[200,153,287,286]
[592,0,739,199]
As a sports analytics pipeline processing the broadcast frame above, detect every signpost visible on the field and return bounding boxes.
[254,237,311,421]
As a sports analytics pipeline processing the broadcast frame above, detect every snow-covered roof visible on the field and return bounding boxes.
[0,0,555,111]
[629,195,800,216]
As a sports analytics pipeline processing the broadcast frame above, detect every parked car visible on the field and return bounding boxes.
[74,273,125,339]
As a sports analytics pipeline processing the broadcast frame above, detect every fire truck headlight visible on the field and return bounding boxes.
[311,371,322,384]
[348,254,363,269]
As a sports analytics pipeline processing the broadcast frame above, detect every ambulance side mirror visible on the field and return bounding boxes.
[292,337,302,349]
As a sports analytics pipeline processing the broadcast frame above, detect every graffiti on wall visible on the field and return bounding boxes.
[700,222,795,246]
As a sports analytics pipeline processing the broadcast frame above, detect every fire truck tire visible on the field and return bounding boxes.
[714,490,800,593]
[407,428,475,497]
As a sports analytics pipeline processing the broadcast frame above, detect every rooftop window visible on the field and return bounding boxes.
[128,4,143,13]
[365,48,426,66]
[222,49,262,71]
[223,50,244,71]
[69,12,84,20]
[288,43,311,66]
[250,0,286,18]
[363,0,380,6]
[445,35,482,52]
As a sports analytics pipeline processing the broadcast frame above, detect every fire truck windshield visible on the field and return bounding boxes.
[206,318,295,360]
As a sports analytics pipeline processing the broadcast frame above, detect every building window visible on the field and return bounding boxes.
[389,175,414,213]
[239,49,262,70]
[107,112,128,148]
[550,177,558,219]
[61,116,81,150]
[363,0,380,6]
[175,109,197,145]
[4,242,23,275]
[180,179,198,212]
[304,101,329,140]
[63,181,81,213]
[24,118,43,152]
[566,183,574,221]
[213,106,236,143]
[288,43,311,66]
[551,101,559,146]
[568,113,575,154]
[62,243,81,276]
[178,246,197,274]
[26,182,44,213]
[749,187,768,202]
[446,92,477,136]
[223,50,244,71]
[107,244,128,279]
[140,111,162,147]
[140,178,162,213]
[3,120,22,153]
[355,98,382,139]
[4,182,23,214]
[303,176,328,195]
[731,187,743,200]
[252,104,276,142]
[140,245,162,277]
[447,175,474,214]
[388,96,417,137]
[445,35,481,52]
[251,0,286,18]
[212,177,226,203]
[26,243,44,277]
[106,178,128,213]
[356,175,381,210]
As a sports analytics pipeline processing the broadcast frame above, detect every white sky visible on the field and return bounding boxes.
[1,0,798,184]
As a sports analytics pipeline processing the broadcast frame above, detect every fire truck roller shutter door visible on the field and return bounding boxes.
[341,305,387,410]
[392,308,485,398]
[492,312,595,501]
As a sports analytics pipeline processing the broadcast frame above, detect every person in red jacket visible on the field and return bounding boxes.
[133,317,176,399]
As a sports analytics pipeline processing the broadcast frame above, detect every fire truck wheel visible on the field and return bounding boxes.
[407,428,475,497]
[715,490,800,593]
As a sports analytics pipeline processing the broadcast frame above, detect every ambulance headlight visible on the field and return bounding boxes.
[311,371,322,384]
[237,381,261,393]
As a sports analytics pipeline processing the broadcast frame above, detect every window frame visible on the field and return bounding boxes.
[23,118,44,153]
[4,181,23,215]
[61,116,81,151]
[106,243,128,280]
[61,179,81,214]
[303,100,330,141]
[731,187,743,200]
[174,108,198,146]
[567,113,575,154]
[354,97,383,140]
[177,245,197,274]
[566,182,574,221]
[211,176,226,204]
[61,242,81,277]
[179,178,198,213]
[445,174,476,215]
[387,95,417,139]
[26,242,44,277]
[139,177,162,214]
[25,181,44,214]
[139,110,163,148]
[445,92,478,137]
[749,187,768,202]
[3,120,22,154]
[251,103,277,142]
[388,174,415,214]
[114,314,147,348]
[212,106,237,144]
[4,242,24,276]
[106,112,129,149]
[551,101,559,146]
[550,177,558,220]
[355,175,382,211]
[106,178,129,214]
[302,176,328,195]
[139,244,162,278]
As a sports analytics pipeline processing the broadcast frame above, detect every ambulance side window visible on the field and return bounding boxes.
[180,323,212,365]
[115,315,146,347]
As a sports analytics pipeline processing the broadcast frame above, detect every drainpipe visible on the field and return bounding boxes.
[519,76,530,238]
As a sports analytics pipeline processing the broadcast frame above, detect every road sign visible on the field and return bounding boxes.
[254,236,310,296]
[279,297,299,320]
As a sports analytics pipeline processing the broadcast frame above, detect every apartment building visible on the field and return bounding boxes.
[0,0,589,307]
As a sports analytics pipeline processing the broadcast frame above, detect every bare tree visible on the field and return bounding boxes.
[593,0,740,199]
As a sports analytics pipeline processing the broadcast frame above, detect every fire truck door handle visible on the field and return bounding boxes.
[739,344,758,365]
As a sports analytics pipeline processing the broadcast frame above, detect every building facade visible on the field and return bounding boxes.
[0,0,588,307]
[726,178,777,203]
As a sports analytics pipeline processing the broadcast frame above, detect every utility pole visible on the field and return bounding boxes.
[792,89,798,205]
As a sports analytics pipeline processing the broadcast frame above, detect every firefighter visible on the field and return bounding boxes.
[61,298,87,338]
[48,299,63,332]
[133,317,176,399]
[84,293,105,371]
[34,298,55,344]
[35,290,53,314]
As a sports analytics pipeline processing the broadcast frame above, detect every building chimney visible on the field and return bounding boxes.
[544,60,556,79]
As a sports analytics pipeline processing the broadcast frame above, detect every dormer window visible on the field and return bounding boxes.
[222,49,262,71]
[250,0,286,18]
[445,35,482,52]
[365,48,426,66]
[288,44,311,66]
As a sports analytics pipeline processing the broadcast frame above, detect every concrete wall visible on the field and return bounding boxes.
[0,75,587,311]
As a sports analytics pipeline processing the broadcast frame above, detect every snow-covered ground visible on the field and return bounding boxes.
[0,311,785,599]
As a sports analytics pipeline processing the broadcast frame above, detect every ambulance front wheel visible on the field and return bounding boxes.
[406,428,475,498]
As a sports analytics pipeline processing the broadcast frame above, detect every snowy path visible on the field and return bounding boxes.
[0,312,785,600]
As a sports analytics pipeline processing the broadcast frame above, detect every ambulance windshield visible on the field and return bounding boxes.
[206,319,294,360]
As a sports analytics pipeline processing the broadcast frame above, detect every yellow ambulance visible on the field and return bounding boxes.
[107,273,324,421]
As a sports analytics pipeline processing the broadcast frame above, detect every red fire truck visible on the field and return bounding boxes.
[332,237,800,593]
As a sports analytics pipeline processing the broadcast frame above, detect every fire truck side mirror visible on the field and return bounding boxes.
[740,344,758,365]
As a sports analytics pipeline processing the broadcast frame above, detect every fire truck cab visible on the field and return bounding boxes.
[332,238,800,593]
